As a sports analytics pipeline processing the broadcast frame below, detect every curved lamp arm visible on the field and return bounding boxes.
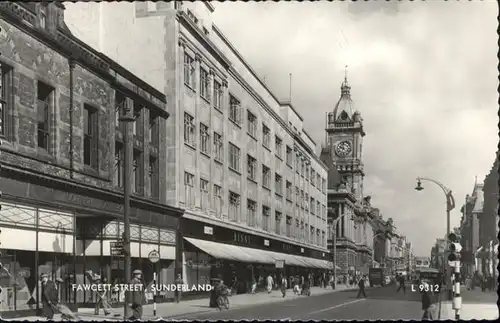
[417,177,456,211]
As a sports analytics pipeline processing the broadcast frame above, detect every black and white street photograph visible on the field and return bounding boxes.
[0,1,497,321]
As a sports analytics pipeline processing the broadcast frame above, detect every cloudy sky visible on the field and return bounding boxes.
[212,1,498,256]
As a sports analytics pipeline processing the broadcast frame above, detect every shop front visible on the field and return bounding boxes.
[179,218,332,294]
[0,173,183,318]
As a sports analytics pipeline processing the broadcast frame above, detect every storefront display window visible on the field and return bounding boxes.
[184,251,211,286]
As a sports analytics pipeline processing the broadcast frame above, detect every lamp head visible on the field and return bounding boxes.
[415,179,424,191]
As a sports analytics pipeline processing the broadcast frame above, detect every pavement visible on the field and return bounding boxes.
[1,283,362,321]
[440,288,498,320]
[7,283,497,321]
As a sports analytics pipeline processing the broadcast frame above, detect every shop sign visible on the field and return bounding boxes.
[203,226,213,235]
[275,260,285,269]
[148,250,160,263]
[264,239,270,246]
[233,232,251,245]
[300,248,304,253]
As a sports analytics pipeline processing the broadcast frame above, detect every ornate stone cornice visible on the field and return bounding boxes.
[178,38,186,48]
[195,53,202,62]
[222,79,228,88]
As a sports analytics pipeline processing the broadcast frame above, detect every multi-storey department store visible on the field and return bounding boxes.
[0,3,183,316]
[64,1,332,293]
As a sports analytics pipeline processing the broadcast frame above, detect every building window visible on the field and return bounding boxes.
[295,187,300,205]
[262,165,271,189]
[305,193,309,211]
[286,216,292,238]
[305,165,309,181]
[286,146,293,166]
[131,104,142,137]
[187,9,198,24]
[200,179,209,193]
[311,169,316,186]
[247,111,257,138]
[262,124,270,148]
[229,95,241,125]
[185,172,195,207]
[184,113,195,146]
[213,81,222,110]
[300,190,304,209]
[200,178,209,210]
[275,136,282,158]
[262,206,270,232]
[184,53,195,89]
[37,82,53,151]
[149,156,158,198]
[0,63,12,137]
[247,199,257,227]
[184,172,194,187]
[213,184,222,216]
[310,197,315,214]
[317,174,321,191]
[148,113,159,146]
[114,142,124,188]
[132,150,142,194]
[200,67,210,100]
[275,174,282,195]
[213,132,223,162]
[203,27,210,35]
[115,92,126,130]
[39,4,47,29]
[83,105,98,168]
[286,181,292,200]
[295,155,300,173]
[228,191,240,222]
[247,155,256,181]
[275,212,282,235]
[322,178,326,193]
[317,201,321,217]
[228,143,240,171]
[200,123,210,154]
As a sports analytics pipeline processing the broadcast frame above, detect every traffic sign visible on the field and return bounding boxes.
[148,250,160,263]
[110,241,124,257]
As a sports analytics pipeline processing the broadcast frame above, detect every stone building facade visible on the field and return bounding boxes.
[0,2,183,315]
[64,1,331,289]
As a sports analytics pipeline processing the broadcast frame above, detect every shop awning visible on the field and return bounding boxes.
[184,237,275,264]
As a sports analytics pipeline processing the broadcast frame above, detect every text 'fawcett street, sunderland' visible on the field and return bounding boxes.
[0,0,497,321]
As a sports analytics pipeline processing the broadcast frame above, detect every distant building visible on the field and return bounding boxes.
[460,180,483,276]
[64,1,331,289]
[479,153,498,277]
[0,2,182,316]
[320,75,378,275]
[414,256,431,271]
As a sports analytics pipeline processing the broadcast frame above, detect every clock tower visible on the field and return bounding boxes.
[325,75,365,200]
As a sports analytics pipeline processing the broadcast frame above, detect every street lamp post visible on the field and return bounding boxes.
[415,177,456,301]
[330,211,354,289]
[119,98,135,320]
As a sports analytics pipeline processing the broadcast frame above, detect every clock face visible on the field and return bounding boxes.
[335,141,352,157]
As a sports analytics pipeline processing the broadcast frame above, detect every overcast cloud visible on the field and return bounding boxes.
[211,1,498,256]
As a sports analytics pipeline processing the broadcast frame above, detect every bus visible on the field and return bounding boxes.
[416,267,443,290]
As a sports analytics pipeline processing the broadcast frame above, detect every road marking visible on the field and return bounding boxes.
[308,299,366,315]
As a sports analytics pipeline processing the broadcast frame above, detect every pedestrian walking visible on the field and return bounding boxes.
[266,274,274,294]
[465,276,472,291]
[174,274,184,303]
[293,276,300,295]
[40,273,58,320]
[396,274,406,293]
[280,276,287,298]
[251,276,257,294]
[421,282,437,320]
[356,275,367,298]
[127,269,145,320]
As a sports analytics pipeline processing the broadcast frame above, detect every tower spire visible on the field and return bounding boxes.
[341,65,351,97]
